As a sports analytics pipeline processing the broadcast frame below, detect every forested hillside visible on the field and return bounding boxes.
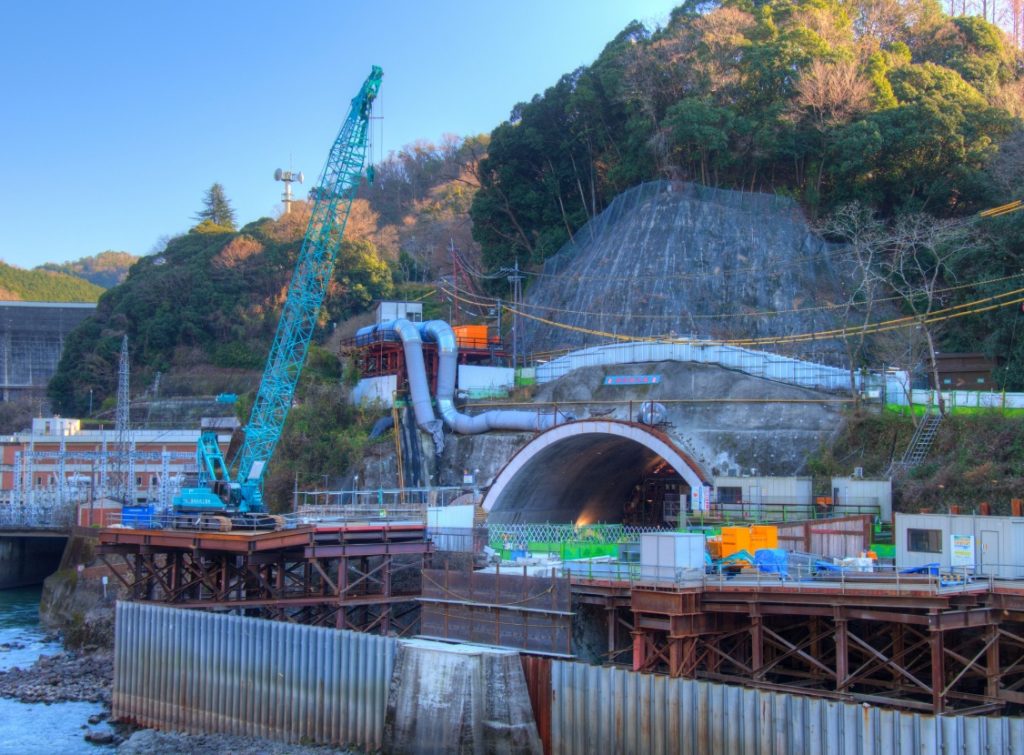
[470,0,1024,387]
[0,260,103,301]
[38,251,138,289]
[46,137,486,418]
[42,0,1024,504]
[472,0,1022,266]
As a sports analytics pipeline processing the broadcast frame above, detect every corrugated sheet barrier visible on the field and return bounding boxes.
[113,602,396,750]
[547,661,1024,755]
[114,603,1024,754]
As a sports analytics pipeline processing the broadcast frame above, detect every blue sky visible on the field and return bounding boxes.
[0,1,676,269]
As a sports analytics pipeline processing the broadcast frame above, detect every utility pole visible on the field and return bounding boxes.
[506,260,524,370]
[449,238,461,326]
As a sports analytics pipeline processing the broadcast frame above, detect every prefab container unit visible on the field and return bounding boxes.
[895,512,1024,579]
[374,301,423,324]
[830,477,892,520]
[456,365,514,397]
[711,476,812,519]
[640,533,706,581]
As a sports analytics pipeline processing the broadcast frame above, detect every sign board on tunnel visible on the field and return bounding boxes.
[603,375,661,385]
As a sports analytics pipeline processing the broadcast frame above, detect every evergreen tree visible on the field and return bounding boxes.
[194,183,237,229]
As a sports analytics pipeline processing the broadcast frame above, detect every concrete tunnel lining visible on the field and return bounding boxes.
[482,420,710,524]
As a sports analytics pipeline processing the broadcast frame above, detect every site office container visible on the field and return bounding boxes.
[895,512,1024,579]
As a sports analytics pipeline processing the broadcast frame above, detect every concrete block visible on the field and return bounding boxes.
[383,638,542,754]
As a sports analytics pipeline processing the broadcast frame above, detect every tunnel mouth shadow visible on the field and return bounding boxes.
[482,420,709,525]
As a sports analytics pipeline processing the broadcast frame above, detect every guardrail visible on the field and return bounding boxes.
[557,558,989,595]
[295,486,468,509]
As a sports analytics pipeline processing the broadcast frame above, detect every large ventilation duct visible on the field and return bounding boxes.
[355,319,572,452]
[418,319,572,436]
[356,320,444,450]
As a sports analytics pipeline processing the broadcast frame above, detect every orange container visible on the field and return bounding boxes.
[720,527,751,558]
[749,525,778,551]
[453,324,489,348]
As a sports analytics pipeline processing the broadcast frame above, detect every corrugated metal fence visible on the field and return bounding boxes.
[115,603,1024,754]
[113,602,395,750]
[545,660,1024,755]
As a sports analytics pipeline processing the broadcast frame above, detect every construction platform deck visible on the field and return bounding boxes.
[564,571,1024,715]
[97,522,432,635]
[97,521,1024,716]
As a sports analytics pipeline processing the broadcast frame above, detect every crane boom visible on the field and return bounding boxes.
[174,66,382,520]
[233,65,382,510]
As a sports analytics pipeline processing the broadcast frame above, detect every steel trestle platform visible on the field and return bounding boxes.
[98,523,432,635]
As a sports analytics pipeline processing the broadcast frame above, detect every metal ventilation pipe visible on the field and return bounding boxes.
[355,320,443,450]
[418,319,573,435]
[354,319,572,452]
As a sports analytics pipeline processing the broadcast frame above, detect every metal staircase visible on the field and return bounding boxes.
[888,408,943,477]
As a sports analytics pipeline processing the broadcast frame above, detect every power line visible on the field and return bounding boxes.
[440,271,1024,323]
[498,287,1024,348]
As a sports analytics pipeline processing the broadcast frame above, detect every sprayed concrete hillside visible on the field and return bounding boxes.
[522,181,853,358]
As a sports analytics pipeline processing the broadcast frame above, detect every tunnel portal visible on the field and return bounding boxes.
[482,420,710,525]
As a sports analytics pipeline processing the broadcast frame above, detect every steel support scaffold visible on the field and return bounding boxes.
[97,523,432,636]
[626,576,1020,715]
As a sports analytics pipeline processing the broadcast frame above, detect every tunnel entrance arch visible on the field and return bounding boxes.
[482,420,711,525]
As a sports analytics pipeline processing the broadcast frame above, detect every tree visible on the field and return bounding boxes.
[818,202,888,408]
[874,213,975,413]
[194,183,237,230]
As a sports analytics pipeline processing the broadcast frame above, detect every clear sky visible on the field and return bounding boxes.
[0,0,676,269]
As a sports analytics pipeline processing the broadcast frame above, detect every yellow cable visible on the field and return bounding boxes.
[439,271,1024,323]
[501,289,1024,348]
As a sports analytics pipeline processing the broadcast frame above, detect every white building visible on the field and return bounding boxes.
[895,512,1024,579]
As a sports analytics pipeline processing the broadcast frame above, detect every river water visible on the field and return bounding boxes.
[0,587,115,754]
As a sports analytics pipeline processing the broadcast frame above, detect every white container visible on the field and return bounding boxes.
[640,533,706,582]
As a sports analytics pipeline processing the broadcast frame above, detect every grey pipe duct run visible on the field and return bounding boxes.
[418,319,573,435]
[357,319,444,450]
[355,318,573,452]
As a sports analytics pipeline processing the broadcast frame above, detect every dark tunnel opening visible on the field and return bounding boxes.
[484,430,694,525]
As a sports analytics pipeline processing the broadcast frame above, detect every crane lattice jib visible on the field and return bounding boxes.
[233,66,382,499]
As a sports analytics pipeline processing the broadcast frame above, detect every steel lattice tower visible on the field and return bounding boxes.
[113,335,135,503]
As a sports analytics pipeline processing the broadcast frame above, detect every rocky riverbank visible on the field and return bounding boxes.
[0,646,112,705]
[117,729,358,754]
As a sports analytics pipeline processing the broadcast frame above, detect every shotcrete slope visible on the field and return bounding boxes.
[522,181,850,358]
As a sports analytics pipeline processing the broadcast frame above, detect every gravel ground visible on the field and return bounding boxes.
[0,648,112,705]
[116,729,359,754]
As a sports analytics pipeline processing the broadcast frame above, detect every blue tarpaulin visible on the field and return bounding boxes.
[754,548,789,577]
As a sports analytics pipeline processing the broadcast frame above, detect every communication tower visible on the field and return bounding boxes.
[274,168,304,214]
